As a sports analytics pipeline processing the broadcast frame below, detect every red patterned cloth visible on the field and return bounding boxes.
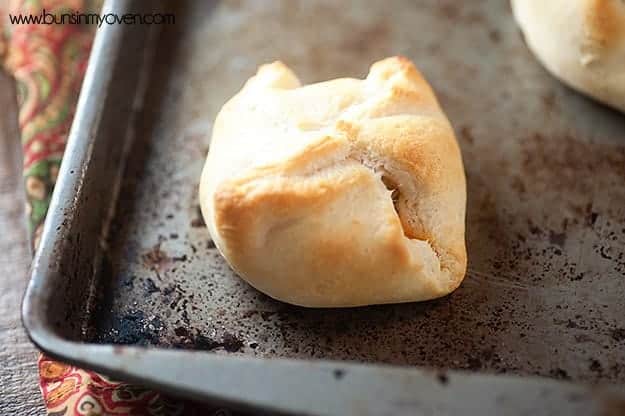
[2,1,239,415]
[38,357,200,415]
[3,0,93,247]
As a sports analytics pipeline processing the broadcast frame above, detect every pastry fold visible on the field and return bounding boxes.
[200,57,467,307]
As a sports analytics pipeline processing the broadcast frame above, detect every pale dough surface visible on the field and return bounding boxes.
[200,57,467,307]
[512,0,625,112]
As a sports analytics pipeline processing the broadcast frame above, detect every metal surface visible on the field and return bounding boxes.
[23,0,625,414]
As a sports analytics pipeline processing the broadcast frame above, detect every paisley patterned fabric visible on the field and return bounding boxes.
[4,0,94,248]
[2,1,239,415]
[38,356,201,415]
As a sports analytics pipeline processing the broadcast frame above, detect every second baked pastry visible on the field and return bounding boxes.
[512,0,625,112]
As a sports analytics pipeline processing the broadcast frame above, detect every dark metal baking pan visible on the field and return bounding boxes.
[22,0,625,414]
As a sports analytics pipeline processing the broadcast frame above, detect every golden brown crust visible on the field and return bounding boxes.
[200,56,467,307]
[585,0,625,49]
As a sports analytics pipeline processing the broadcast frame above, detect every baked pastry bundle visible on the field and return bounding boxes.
[199,57,467,307]
[512,0,625,112]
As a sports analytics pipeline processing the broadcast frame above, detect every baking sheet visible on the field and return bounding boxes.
[80,0,625,384]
